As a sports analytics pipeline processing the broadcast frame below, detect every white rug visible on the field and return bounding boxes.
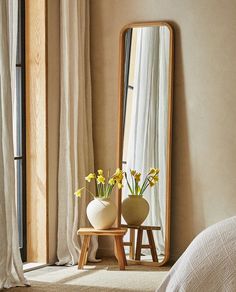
[12,258,169,292]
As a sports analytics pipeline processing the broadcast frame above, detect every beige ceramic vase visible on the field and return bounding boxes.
[122,195,149,226]
[86,198,117,230]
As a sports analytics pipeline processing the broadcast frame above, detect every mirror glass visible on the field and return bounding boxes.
[120,24,173,265]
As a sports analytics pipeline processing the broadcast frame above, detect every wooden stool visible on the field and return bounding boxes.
[77,227,127,270]
[121,224,160,262]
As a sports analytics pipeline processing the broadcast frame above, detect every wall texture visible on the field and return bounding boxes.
[90,0,236,260]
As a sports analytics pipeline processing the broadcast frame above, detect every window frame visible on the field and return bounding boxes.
[15,0,27,262]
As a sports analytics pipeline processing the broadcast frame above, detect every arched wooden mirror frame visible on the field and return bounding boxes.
[116,21,174,266]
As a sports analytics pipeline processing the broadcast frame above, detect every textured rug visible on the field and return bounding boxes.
[11,258,169,292]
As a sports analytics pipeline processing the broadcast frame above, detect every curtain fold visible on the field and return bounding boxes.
[123,27,170,255]
[57,0,98,266]
[0,0,27,288]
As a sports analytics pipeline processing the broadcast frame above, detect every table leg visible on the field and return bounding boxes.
[129,228,135,259]
[78,235,91,269]
[114,235,127,270]
[147,230,158,262]
[114,239,119,260]
[135,229,143,260]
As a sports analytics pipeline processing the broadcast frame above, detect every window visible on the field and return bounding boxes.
[14,0,26,262]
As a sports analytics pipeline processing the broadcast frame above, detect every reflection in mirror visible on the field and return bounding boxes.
[119,23,173,266]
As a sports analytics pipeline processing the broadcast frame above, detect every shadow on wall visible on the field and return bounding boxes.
[169,21,204,261]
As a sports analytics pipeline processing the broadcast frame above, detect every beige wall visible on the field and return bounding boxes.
[90,0,236,260]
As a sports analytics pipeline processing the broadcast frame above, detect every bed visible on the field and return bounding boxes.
[157,216,236,292]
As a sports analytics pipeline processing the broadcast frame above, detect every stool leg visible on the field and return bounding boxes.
[135,229,143,261]
[114,239,119,261]
[78,235,91,269]
[114,235,127,270]
[129,229,135,259]
[147,230,158,262]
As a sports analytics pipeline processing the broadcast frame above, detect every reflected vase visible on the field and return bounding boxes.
[86,198,117,230]
[122,195,149,226]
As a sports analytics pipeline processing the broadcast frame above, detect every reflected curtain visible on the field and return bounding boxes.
[0,0,27,288]
[56,0,98,265]
[124,27,170,255]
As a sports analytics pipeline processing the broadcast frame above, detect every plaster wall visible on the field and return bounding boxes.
[90,0,236,259]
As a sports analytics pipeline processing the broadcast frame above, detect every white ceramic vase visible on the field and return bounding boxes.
[122,195,149,226]
[86,198,117,230]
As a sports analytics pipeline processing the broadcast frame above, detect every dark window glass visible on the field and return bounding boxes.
[14,0,26,262]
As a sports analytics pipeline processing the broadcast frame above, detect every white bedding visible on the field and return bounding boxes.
[157,216,236,292]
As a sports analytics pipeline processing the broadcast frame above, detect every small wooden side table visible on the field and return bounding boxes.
[77,227,127,270]
[121,224,161,262]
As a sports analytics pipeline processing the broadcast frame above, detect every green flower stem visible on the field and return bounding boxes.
[105,184,108,198]
[140,176,156,195]
[130,170,135,194]
[98,184,102,197]
[83,187,96,198]
[125,172,133,194]
[140,181,150,195]
[135,180,139,195]
[139,174,150,195]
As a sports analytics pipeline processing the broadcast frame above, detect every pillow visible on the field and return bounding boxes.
[157,216,236,292]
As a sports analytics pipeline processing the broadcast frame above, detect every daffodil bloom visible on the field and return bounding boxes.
[149,181,155,187]
[118,182,123,189]
[114,168,124,182]
[74,187,85,197]
[153,175,159,182]
[97,175,105,184]
[85,173,96,182]
[149,168,156,174]
[130,169,136,176]
[124,168,159,196]
[149,168,159,175]
[115,174,124,182]
[108,178,115,185]
[114,168,122,176]
[134,172,141,182]
[76,168,125,200]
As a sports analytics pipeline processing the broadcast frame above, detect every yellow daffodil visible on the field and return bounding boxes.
[153,175,159,182]
[149,168,156,174]
[130,169,136,176]
[97,175,105,184]
[114,168,122,176]
[134,172,141,182]
[149,175,158,186]
[108,178,115,185]
[114,168,124,182]
[149,168,159,175]
[74,187,85,197]
[85,173,96,182]
[118,182,123,189]
[149,181,155,187]
[97,169,103,175]
[116,174,124,182]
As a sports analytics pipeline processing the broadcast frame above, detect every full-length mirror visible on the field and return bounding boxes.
[117,22,173,266]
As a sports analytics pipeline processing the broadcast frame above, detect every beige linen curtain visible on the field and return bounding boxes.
[57,0,98,265]
[0,0,27,288]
